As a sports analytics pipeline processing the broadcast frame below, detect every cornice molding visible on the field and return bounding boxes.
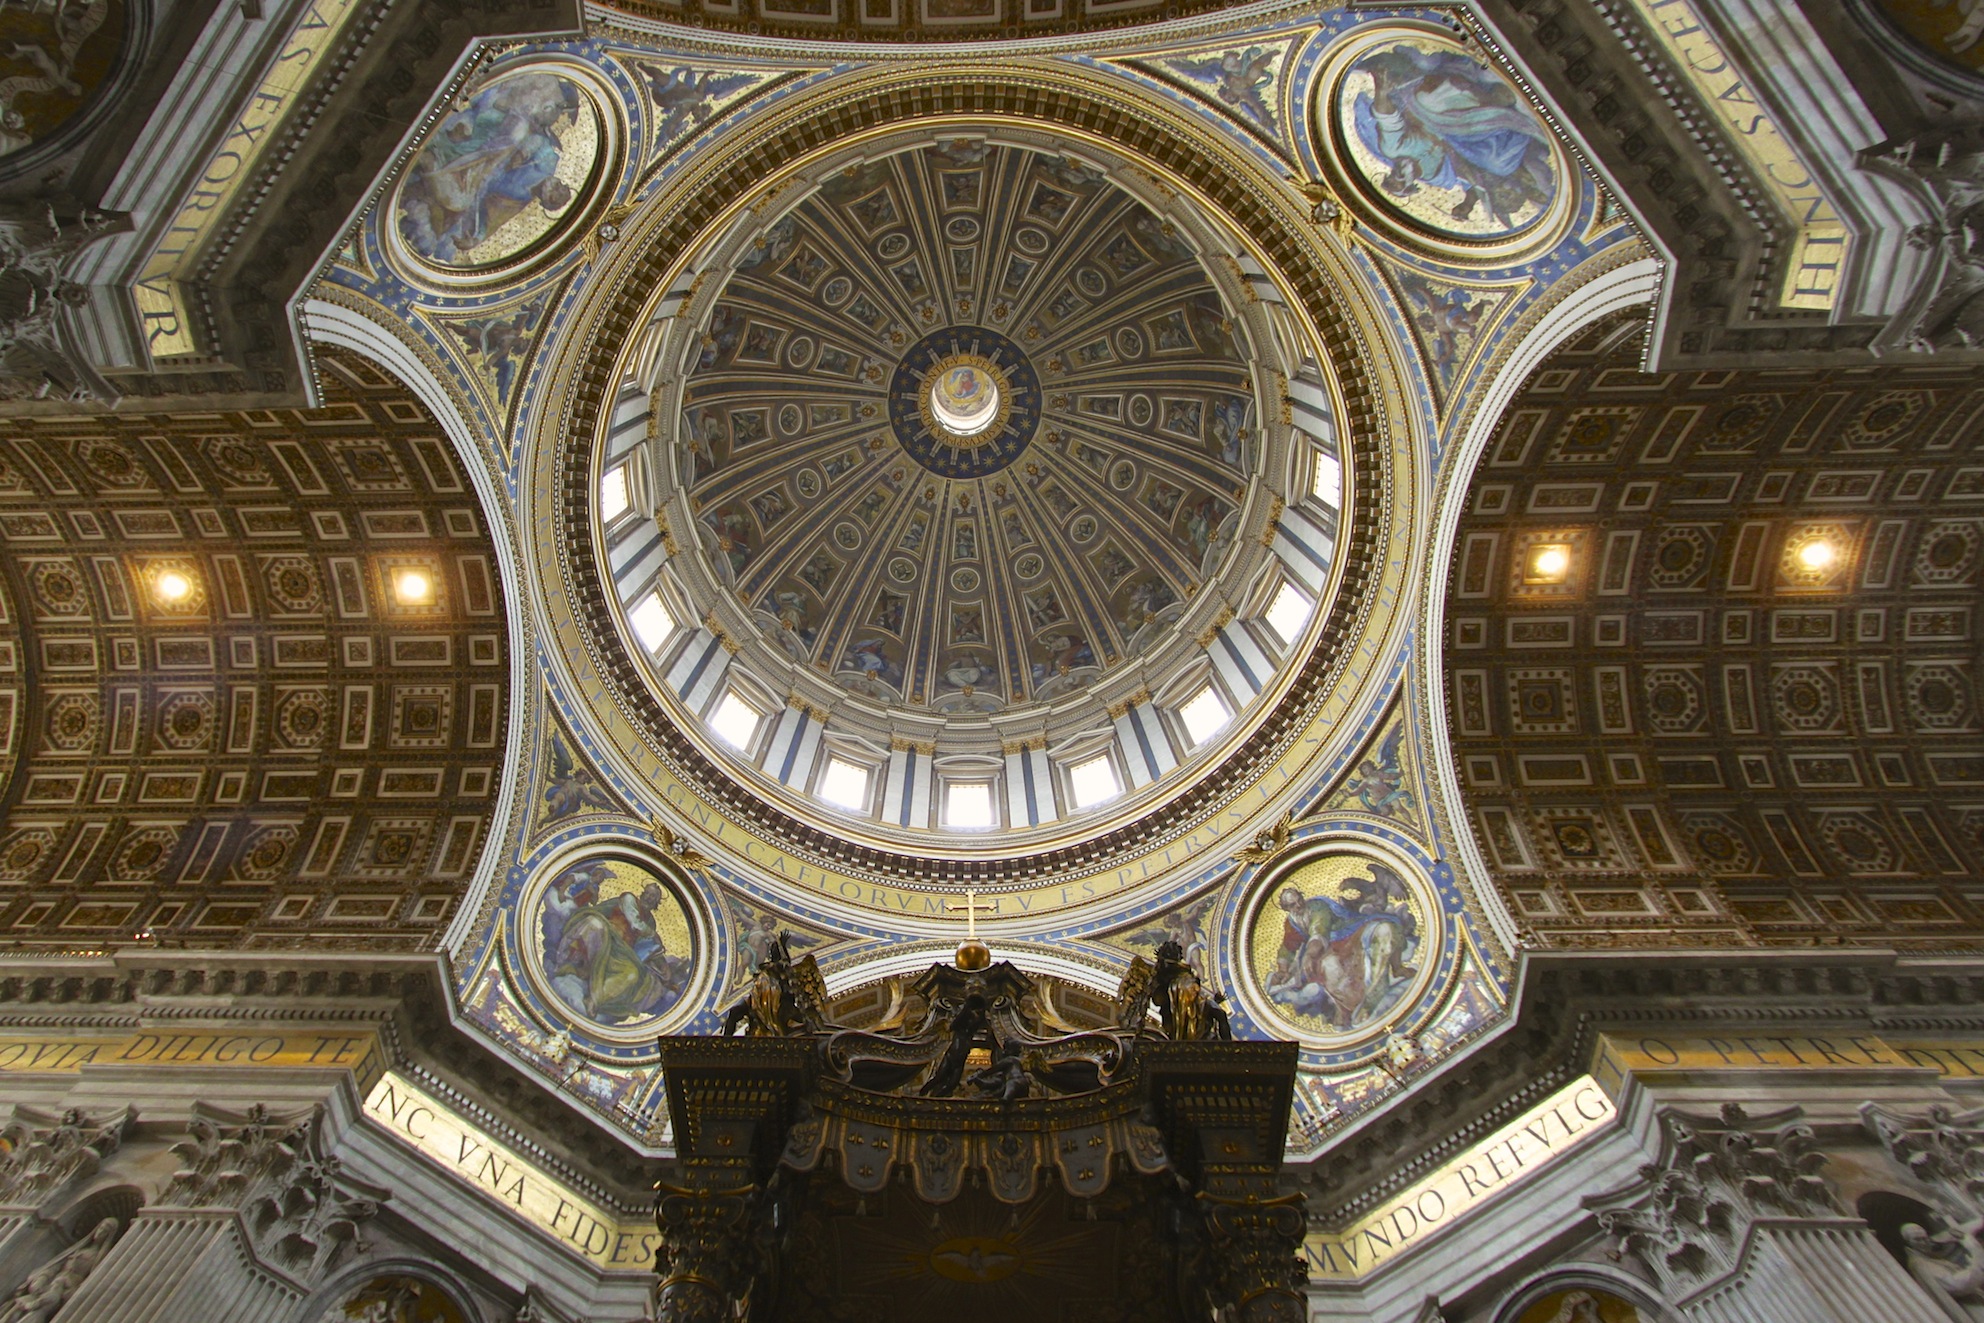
[0,951,670,1211]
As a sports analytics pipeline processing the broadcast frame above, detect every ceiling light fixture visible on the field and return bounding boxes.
[395,569,434,604]
[1528,545,1570,581]
[1797,539,1837,570]
[154,571,193,604]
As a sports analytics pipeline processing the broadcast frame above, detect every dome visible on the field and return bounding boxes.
[682,141,1255,716]
[587,125,1354,860]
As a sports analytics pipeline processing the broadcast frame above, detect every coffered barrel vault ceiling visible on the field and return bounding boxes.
[0,351,510,948]
[1446,312,1984,950]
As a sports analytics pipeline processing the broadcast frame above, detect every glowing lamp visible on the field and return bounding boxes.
[395,569,434,604]
[1527,544,1571,582]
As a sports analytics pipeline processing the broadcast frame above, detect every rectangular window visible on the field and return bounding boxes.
[1178,686,1231,746]
[944,781,995,829]
[1069,754,1121,809]
[819,757,870,811]
[1264,581,1313,648]
[1311,452,1341,505]
[630,593,676,652]
[709,692,761,751]
[601,464,630,521]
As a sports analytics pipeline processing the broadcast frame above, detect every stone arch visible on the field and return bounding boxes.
[51,1182,142,1240]
[301,301,532,954]
[1859,1189,1954,1269]
[294,1259,485,1323]
[1418,256,1662,953]
[1490,1264,1676,1323]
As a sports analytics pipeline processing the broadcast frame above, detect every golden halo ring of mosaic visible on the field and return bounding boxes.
[538,73,1411,900]
[1232,835,1442,1051]
[513,842,718,1050]
[382,56,624,290]
[1313,23,1575,262]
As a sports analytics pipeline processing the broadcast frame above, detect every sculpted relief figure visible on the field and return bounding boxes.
[1898,1219,1984,1313]
[0,1217,119,1323]
[0,201,123,402]
[1865,1103,1984,1314]
[1863,125,1984,352]
[721,932,825,1037]
[1150,938,1233,1042]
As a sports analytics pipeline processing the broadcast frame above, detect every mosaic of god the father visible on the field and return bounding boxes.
[538,861,694,1025]
[1266,861,1420,1031]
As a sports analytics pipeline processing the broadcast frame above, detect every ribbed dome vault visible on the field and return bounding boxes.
[591,127,1350,854]
[681,142,1254,715]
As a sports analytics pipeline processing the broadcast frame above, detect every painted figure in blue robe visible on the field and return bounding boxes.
[1267,865,1419,1028]
[539,865,691,1024]
[1350,44,1555,232]
[400,74,582,264]
[841,638,902,690]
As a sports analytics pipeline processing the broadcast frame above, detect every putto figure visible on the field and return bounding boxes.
[0,1218,119,1323]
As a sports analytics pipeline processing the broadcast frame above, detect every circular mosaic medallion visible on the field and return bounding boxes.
[1512,1288,1646,1323]
[1861,0,1984,78]
[526,855,699,1035]
[1243,845,1436,1044]
[394,66,606,273]
[889,327,1040,479]
[1329,31,1563,246]
[314,1276,473,1323]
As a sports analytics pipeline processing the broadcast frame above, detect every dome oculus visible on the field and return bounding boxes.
[892,328,1039,478]
[928,360,1000,436]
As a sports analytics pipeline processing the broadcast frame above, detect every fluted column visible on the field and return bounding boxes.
[57,1102,384,1323]
[1591,1102,1949,1323]
[0,1212,54,1287]
[58,1210,296,1323]
[1680,1220,1949,1323]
